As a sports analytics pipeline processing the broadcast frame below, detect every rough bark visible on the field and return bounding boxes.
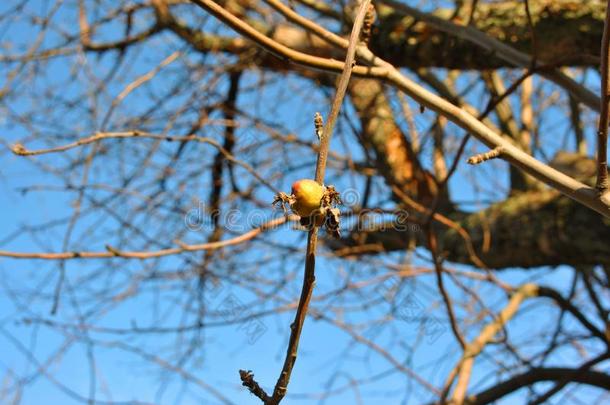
[372,0,604,69]
[157,1,606,71]
[334,184,610,269]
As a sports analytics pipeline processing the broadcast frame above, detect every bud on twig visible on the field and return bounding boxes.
[467,146,504,165]
[360,3,376,44]
[314,112,324,141]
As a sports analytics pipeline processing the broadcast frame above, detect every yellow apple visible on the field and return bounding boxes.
[291,179,324,217]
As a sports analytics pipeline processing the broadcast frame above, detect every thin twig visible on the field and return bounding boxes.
[268,2,371,404]
[427,229,466,351]
[467,147,504,165]
[11,130,279,193]
[0,216,292,260]
[239,370,271,403]
[391,185,487,270]
[597,0,610,191]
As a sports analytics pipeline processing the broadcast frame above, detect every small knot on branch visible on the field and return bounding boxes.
[11,143,27,155]
[467,147,504,165]
[239,370,271,402]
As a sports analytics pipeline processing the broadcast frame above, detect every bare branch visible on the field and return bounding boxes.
[0,216,291,260]
[597,0,610,191]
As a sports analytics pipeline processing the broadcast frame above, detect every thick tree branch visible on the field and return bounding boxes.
[466,364,610,404]
[336,184,610,269]
[372,1,603,69]
[377,0,601,111]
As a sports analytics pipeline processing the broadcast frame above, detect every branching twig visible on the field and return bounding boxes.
[239,370,271,403]
[427,229,466,350]
[10,130,279,193]
[391,185,487,270]
[0,216,292,260]
[448,282,608,403]
[466,363,610,404]
[451,283,539,404]
[527,351,610,405]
